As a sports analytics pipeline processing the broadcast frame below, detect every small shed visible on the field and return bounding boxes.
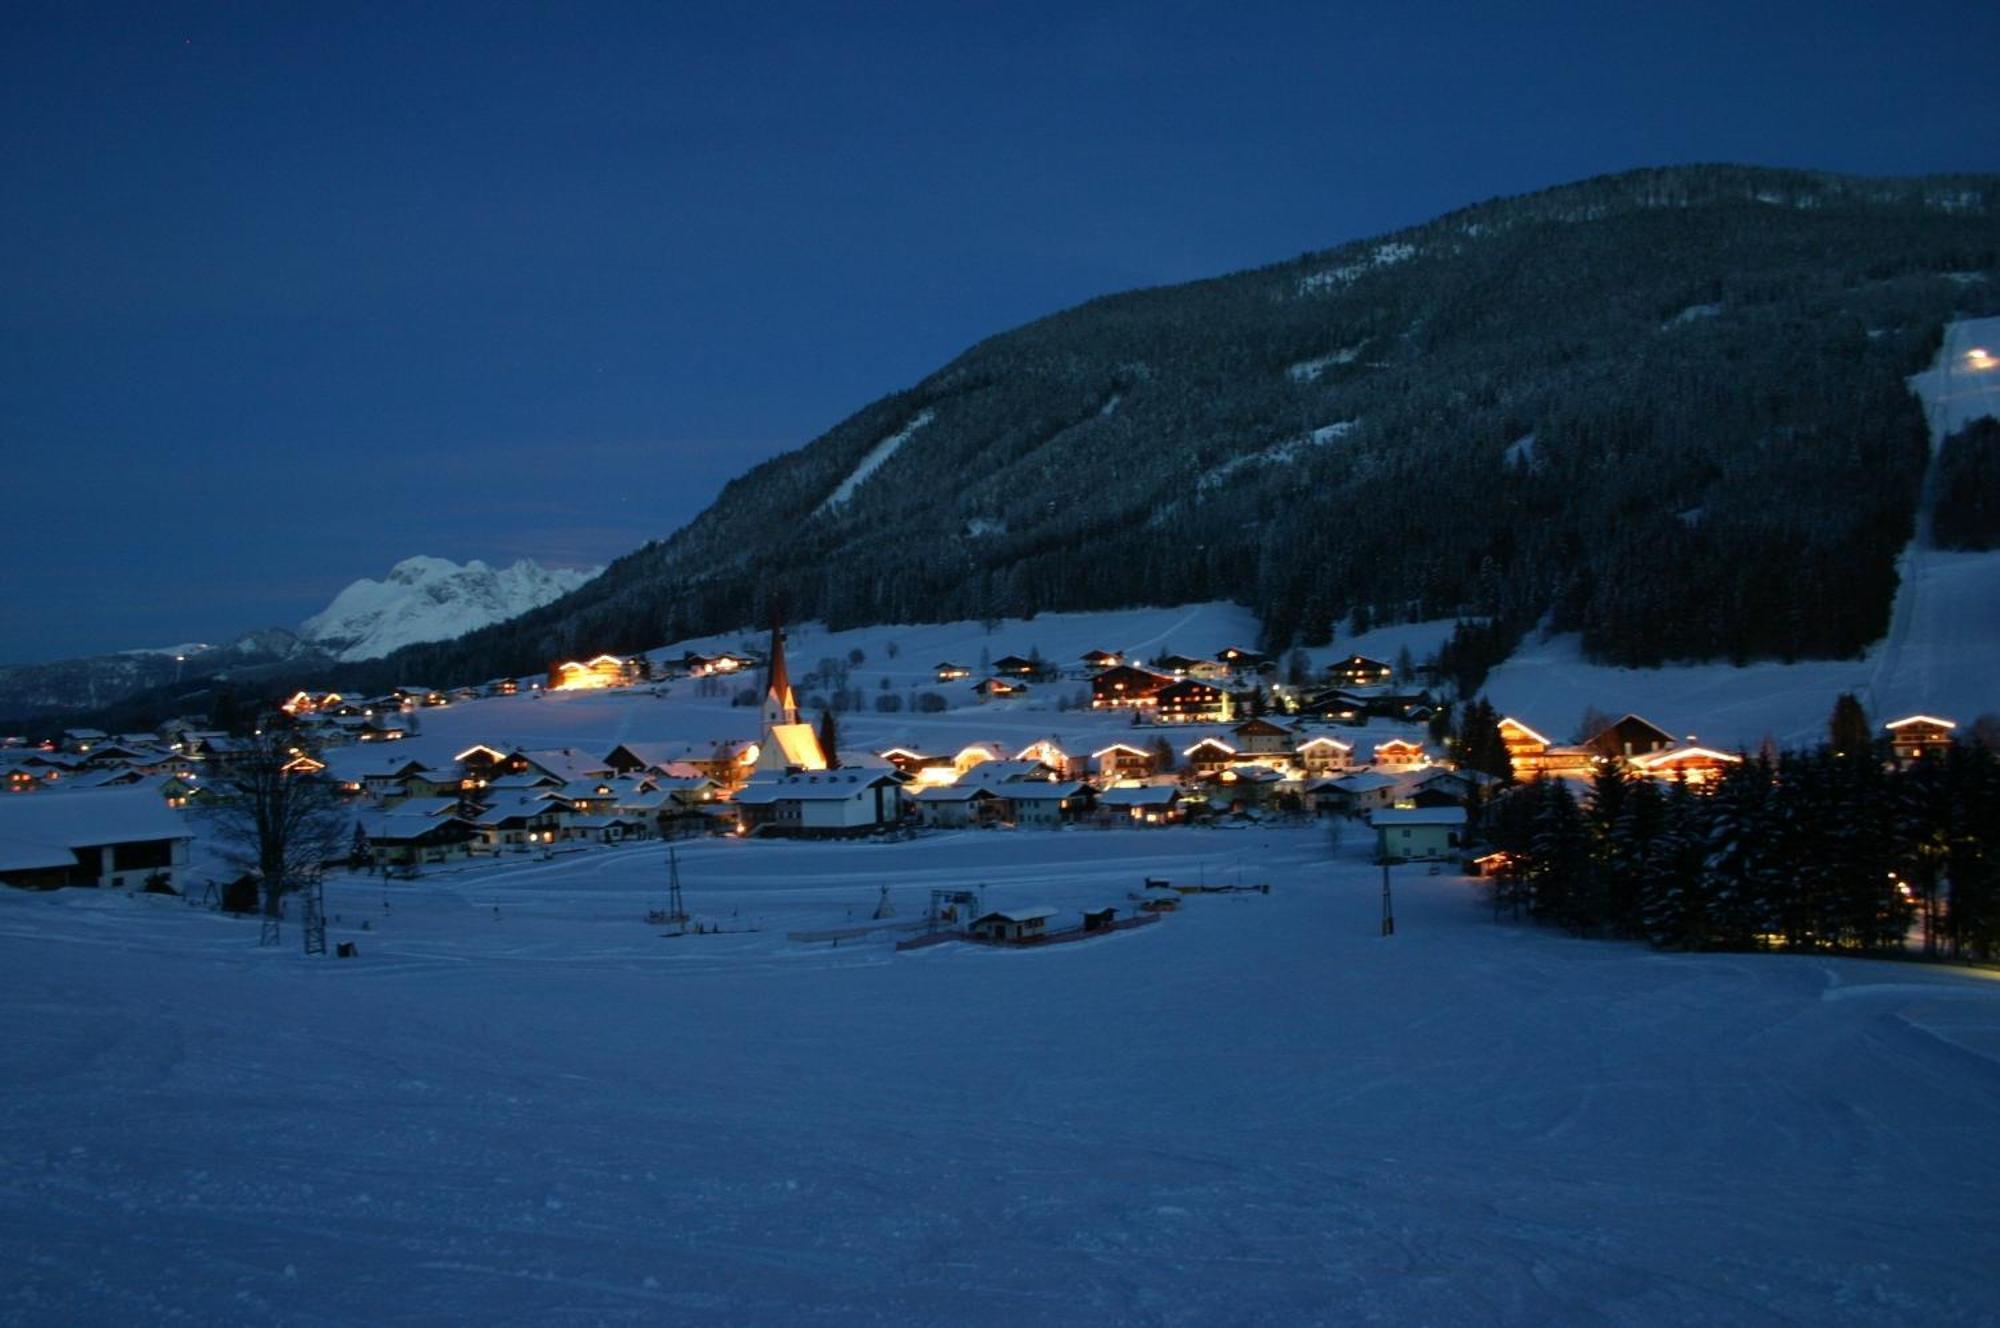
[1081,906,1119,932]
[968,907,1057,942]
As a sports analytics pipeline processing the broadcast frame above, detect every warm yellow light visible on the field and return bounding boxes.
[1966,348,1997,371]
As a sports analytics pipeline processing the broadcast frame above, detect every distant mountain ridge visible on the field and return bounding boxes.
[302,556,601,662]
[0,556,597,723]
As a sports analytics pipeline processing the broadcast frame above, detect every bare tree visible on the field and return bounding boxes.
[199,731,352,921]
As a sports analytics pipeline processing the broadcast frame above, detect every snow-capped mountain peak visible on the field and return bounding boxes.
[302,556,600,662]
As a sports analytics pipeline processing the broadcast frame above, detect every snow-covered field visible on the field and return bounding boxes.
[6,829,1999,1325]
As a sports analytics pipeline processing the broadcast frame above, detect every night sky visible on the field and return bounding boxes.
[6,3,1999,663]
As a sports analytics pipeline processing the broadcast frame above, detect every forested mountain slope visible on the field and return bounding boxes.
[121,166,2000,712]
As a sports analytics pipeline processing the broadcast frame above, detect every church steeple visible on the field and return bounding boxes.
[752,610,827,775]
[762,615,798,731]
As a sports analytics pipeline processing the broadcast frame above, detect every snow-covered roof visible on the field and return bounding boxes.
[1097,784,1178,807]
[1369,807,1468,827]
[733,771,898,804]
[0,790,191,859]
[974,907,1057,924]
[1324,772,1397,793]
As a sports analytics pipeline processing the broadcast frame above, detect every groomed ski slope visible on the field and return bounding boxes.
[5,829,1999,1325]
[1485,317,2000,748]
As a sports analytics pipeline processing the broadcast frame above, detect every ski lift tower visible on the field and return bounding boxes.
[302,873,328,956]
[661,845,690,931]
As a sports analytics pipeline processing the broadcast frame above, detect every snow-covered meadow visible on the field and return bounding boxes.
[6,829,1999,1324]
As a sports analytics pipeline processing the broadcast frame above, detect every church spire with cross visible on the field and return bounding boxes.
[761,614,799,731]
[752,608,827,774]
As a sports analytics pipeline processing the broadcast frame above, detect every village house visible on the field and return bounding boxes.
[1230,716,1294,754]
[1155,678,1231,723]
[990,654,1044,679]
[1368,738,1431,772]
[1096,783,1183,824]
[1310,771,1400,817]
[1090,664,1173,711]
[1327,654,1393,687]
[390,685,449,709]
[1885,715,1956,764]
[1182,737,1242,779]
[934,662,972,682]
[1215,646,1271,674]
[1208,764,1287,810]
[0,790,193,891]
[1496,717,1595,778]
[951,742,1010,776]
[1293,735,1355,777]
[1091,742,1157,782]
[1370,806,1467,863]
[1080,649,1122,671]
[364,812,480,869]
[1629,746,1742,786]
[732,770,905,837]
[1004,780,1094,827]
[471,794,565,851]
[968,907,1056,943]
[1585,714,1678,761]
[913,783,1010,829]
[972,676,1028,701]
[1013,738,1080,779]
[547,654,640,691]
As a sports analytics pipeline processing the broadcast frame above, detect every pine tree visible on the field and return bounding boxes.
[1640,778,1710,949]
[1528,778,1593,931]
[1699,756,1773,948]
[817,709,840,768]
[1828,692,1871,759]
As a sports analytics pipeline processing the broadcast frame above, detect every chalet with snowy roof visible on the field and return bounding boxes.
[1095,783,1183,824]
[912,782,1010,829]
[1370,806,1466,863]
[491,677,522,696]
[518,748,617,783]
[1080,649,1122,671]
[1230,717,1294,754]
[934,662,972,682]
[548,654,638,691]
[1160,654,1229,681]
[972,676,1028,700]
[1182,737,1241,778]
[471,795,564,850]
[1209,764,1287,809]
[879,746,953,781]
[1014,738,1079,779]
[1092,742,1157,782]
[1004,780,1093,827]
[1090,664,1172,710]
[1216,646,1270,672]
[1495,718,1593,777]
[363,812,479,869]
[732,770,903,837]
[1327,654,1393,687]
[949,743,1009,776]
[1155,678,1230,723]
[969,907,1056,943]
[1310,771,1400,817]
[1368,738,1430,772]
[0,790,191,891]
[1585,714,1677,762]
[1885,715,1956,764]
[991,654,1042,678]
[1293,735,1354,777]
[1294,689,1365,722]
[390,685,448,708]
[1630,746,1742,787]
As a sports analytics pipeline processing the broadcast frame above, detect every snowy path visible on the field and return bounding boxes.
[5,829,1999,1325]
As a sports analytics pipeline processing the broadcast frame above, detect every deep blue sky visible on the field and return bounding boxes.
[5,3,1999,663]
